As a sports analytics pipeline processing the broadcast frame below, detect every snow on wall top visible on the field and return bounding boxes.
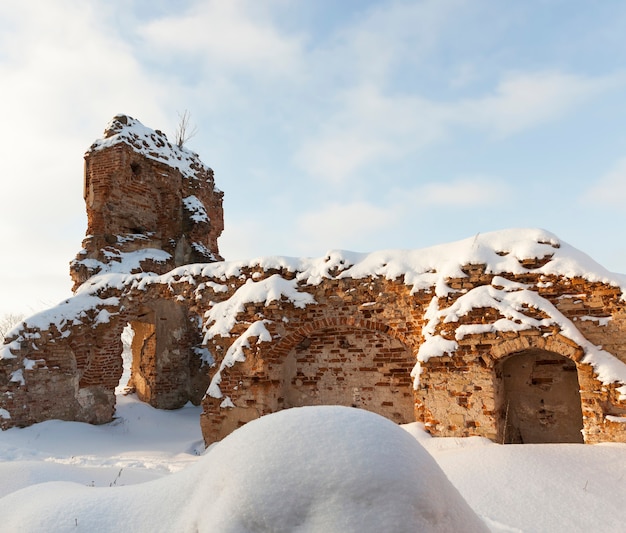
[180,227,626,399]
[89,114,218,187]
[3,228,626,395]
[169,228,626,293]
[6,228,626,341]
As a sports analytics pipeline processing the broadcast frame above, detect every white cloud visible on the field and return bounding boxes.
[584,157,626,206]
[406,176,512,207]
[289,176,511,256]
[293,84,448,184]
[138,0,304,76]
[458,71,624,137]
[450,63,479,89]
[293,132,397,186]
[311,0,465,84]
[295,201,400,254]
[0,2,168,129]
[0,0,173,316]
[295,70,624,185]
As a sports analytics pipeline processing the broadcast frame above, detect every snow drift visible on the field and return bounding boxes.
[0,406,487,533]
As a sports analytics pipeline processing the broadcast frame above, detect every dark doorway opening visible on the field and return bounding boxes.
[498,350,583,444]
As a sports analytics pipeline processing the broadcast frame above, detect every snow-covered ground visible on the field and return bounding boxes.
[0,392,624,532]
[2,228,626,531]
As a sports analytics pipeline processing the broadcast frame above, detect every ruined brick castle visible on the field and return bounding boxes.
[1,115,626,445]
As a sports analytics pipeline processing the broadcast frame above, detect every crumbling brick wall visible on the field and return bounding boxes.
[198,266,626,445]
[2,116,626,448]
[3,246,626,443]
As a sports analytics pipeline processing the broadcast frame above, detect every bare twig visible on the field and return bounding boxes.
[110,468,124,487]
[0,313,25,343]
[174,110,198,148]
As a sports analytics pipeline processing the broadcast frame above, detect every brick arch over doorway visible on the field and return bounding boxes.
[267,316,413,358]
[414,331,593,442]
[273,319,416,424]
[490,334,584,363]
[200,317,419,442]
[490,333,598,443]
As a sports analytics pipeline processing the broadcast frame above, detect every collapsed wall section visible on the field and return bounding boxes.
[0,279,213,429]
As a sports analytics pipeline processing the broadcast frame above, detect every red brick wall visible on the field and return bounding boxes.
[71,142,223,288]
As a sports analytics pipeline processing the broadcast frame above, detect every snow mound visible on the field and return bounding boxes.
[0,406,488,533]
[181,406,489,532]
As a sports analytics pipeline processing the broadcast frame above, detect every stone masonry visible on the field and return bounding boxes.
[1,116,625,446]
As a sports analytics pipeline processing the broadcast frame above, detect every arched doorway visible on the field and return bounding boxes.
[497,349,583,443]
[281,325,415,424]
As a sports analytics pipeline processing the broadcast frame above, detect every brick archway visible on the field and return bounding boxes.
[268,316,413,359]
[269,318,416,424]
[490,333,584,364]
[496,349,584,443]
[490,333,585,443]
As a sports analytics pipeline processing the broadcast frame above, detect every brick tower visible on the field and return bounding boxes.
[70,114,224,289]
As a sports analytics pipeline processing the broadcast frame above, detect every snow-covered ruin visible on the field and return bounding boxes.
[1,115,626,444]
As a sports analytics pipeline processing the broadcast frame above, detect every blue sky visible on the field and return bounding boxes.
[1,0,626,316]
